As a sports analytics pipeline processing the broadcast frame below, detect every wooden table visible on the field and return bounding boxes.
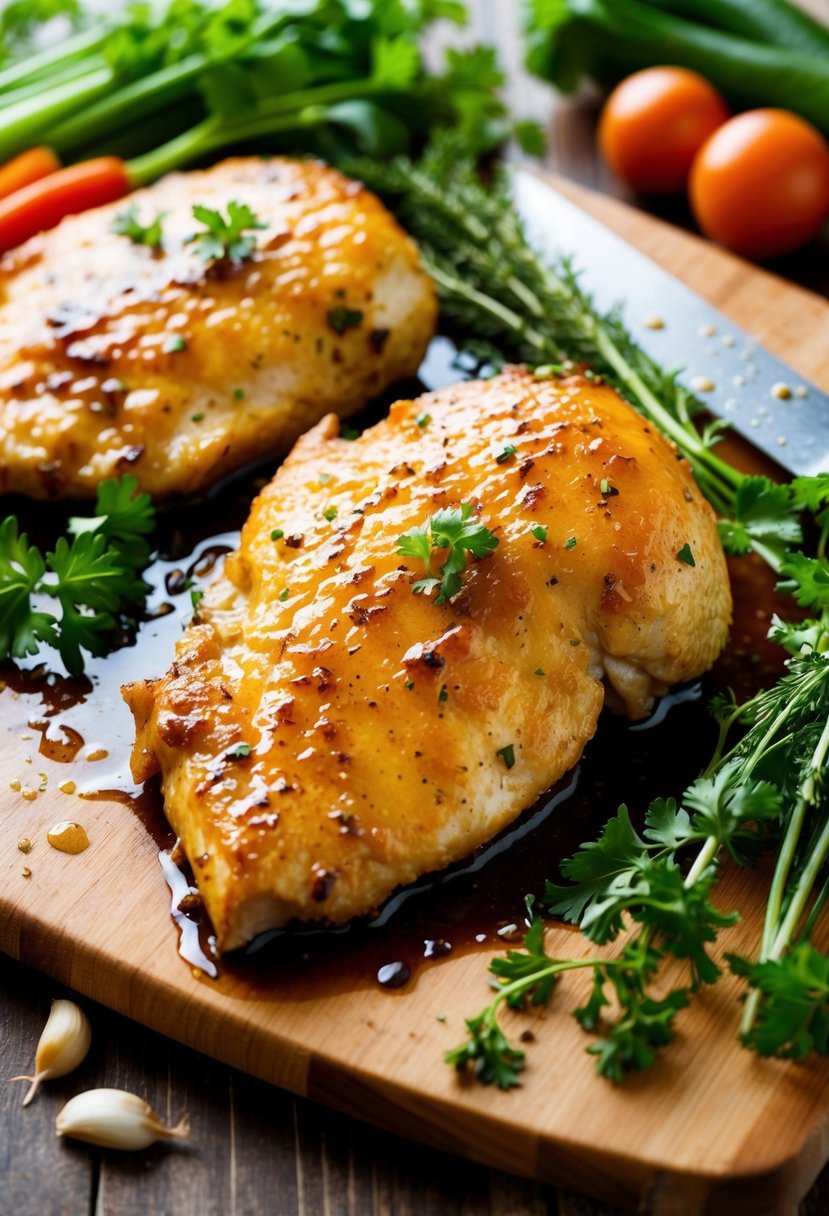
[4,3,829,1213]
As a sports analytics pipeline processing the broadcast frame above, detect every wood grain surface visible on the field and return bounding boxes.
[4,4,829,1214]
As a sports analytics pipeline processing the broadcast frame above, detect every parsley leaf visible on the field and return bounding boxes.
[0,519,56,658]
[46,533,147,675]
[0,476,154,675]
[397,504,498,606]
[327,306,364,335]
[728,944,829,1058]
[545,806,646,933]
[779,553,829,610]
[187,201,266,264]
[111,204,165,249]
[717,476,801,565]
[68,474,155,572]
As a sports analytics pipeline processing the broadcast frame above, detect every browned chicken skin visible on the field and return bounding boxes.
[0,157,436,499]
[124,368,732,950]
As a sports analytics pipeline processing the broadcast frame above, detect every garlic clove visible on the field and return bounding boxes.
[56,1088,190,1151]
[11,998,91,1106]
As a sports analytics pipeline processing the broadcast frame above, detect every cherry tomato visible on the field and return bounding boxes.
[690,109,829,259]
[598,67,729,195]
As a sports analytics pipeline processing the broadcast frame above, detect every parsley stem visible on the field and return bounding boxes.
[491,957,598,1011]
[741,709,829,1034]
[684,836,719,887]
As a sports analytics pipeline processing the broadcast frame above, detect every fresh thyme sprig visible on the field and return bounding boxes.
[0,475,155,675]
[353,135,802,569]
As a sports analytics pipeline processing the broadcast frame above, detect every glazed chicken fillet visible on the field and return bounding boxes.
[124,368,732,950]
[0,156,436,499]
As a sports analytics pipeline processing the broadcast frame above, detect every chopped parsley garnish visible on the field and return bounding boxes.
[600,479,617,497]
[495,443,517,464]
[533,667,545,676]
[163,334,187,353]
[323,507,338,522]
[271,529,284,541]
[233,387,245,400]
[341,426,360,440]
[677,543,696,567]
[327,306,364,335]
[226,742,251,760]
[319,473,331,485]
[110,204,165,249]
[190,588,204,612]
[396,503,499,606]
[564,536,577,550]
[187,201,266,263]
[191,412,204,422]
[438,685,448,704]
[278,588,289,601]
[496,743,515,770]
[531,525,547,542]
[416,411,431,428]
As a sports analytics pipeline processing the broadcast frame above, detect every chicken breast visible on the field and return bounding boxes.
[0,157,435,499]
[124,368,731,950]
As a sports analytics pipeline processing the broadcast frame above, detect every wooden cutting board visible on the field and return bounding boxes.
[3,177,829,1216]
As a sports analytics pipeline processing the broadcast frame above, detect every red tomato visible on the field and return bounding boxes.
[690,109,829,259]
[598,66,729,195]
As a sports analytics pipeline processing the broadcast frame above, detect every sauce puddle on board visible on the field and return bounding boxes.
[2,339,791,995]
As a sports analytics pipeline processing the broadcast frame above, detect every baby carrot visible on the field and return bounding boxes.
[0,147,61,201]
[0,156,130,254]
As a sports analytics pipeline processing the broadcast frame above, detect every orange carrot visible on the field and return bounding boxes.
[0,157,131,254]
[0,147,61,202]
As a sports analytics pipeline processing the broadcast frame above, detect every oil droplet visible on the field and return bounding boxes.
[21,866,31,878]
[9,780,20,792]
[771,382,792,400]
[698,323,716,337]
[21,788,37,802]
[643,314,664,330]
[47,821,90,854]
[376,961,410,990]
[59,780,77,795]
[85,748,109,763]
[17,837,32,854]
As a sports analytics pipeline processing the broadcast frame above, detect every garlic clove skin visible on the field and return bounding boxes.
[56,1088,191,1150]
[11,999,92,1106]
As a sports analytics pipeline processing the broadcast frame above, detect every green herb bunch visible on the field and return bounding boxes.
[0,475,155,676]
[0,0,542,184]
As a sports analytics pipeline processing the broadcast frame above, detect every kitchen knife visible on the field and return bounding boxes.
[502,170,829,478]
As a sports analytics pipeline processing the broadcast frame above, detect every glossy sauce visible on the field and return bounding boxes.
[2,344,791,993]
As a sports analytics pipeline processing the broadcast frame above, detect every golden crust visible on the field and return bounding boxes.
[0,157,436,499]
[123,368,732,950]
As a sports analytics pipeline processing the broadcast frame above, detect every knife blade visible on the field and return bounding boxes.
[509,170,829,478]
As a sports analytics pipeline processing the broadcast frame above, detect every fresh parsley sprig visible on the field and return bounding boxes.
[396,504,498,605]
[187,201,266,265]
[0,475,155,676]
[111,204,165,250]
